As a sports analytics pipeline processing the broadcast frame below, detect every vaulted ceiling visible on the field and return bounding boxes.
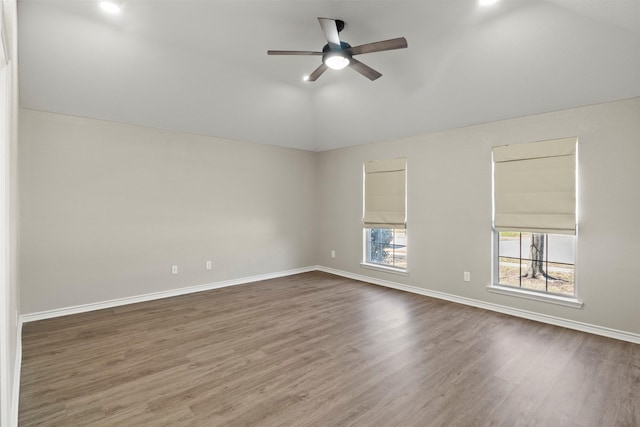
[18,0,640,151]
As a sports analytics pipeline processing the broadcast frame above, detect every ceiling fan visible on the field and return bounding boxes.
[268,18,408,82]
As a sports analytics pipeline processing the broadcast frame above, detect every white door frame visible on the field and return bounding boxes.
[0,1,12,424]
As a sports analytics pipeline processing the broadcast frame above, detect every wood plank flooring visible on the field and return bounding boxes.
[19,272,640,426]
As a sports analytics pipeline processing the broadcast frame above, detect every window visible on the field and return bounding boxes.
[492,138,577,298]
[365,228,407,269]
[362,158,407,272]
[498,232,575,296]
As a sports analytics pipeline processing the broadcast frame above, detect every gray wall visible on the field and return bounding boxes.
[19,109,318,314]
[317,97,640,335]
[19,98,640,337]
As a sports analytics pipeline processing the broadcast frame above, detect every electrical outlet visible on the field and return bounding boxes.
[171,265,178,275]
[331,250,336,258]
[206,261,212,270]
[464,271,471,282]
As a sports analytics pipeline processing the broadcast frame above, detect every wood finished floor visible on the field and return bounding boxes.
[20,272,639,426]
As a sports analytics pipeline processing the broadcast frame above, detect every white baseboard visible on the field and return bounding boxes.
[317,266,640,345]
[19,263,640,342]
[21,266,318,323]
[10,320,22,427]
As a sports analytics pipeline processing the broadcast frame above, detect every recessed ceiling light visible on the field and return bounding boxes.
[479,0,499,5]
[100,1,121,14]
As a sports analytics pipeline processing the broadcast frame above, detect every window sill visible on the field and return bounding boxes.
[360,263,408,276]
[487,284,583,309]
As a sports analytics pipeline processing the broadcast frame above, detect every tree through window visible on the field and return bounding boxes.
[365,228,406,269]
[498,232,575,296]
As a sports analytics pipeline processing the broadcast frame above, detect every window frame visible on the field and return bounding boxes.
[490,230,582,308]
[490,138,581,308]
[361,158,408,275]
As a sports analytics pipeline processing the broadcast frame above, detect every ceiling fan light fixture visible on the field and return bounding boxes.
[323,53,350,70]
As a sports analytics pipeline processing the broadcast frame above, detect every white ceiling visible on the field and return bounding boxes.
[18,0,640,151]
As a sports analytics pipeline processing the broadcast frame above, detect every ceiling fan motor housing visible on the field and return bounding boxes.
[322,41,352,53]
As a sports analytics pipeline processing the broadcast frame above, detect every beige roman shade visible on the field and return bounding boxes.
[363,158,407,229]
[493,137,577,235]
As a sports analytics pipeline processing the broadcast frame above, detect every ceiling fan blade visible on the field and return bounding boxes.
[318,18,341,48]
[307,64,328,82]
[348,58,382,81]
[348,37,408,55]
[267,50,323,56]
